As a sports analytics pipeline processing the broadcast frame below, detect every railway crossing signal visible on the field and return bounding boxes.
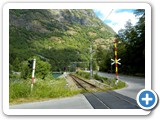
[111,58,121,65]
[28,60,33,68]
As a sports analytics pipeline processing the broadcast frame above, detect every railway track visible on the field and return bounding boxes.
[69,74,140,109]
[69,74,101,92]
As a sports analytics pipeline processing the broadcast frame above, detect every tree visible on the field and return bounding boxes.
[95,45,114,72]
[21,56,51,79]
[116,9,145,74]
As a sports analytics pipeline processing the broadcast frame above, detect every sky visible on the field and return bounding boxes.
[94,9,139,33]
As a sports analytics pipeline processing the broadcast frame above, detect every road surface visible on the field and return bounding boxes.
[10,94,93,109]
[96,72,145,99]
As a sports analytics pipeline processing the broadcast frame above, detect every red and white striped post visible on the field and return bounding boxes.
[114,39,119,84]
[31,59,36,91]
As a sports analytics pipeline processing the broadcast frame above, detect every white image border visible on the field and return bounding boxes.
[3,2,151,115]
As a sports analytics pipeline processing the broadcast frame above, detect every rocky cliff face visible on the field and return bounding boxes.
[10,9,105,33]
[9,9,116,71]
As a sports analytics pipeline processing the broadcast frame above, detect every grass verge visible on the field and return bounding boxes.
[9,78,82,104]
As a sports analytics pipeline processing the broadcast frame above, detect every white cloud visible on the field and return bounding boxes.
[94,9,139,33]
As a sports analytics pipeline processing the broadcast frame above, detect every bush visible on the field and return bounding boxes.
[93,73,104,82]
[21,62,31,79]
[21,56,51,79]
[76,70,90,79]
[35,59,51,79]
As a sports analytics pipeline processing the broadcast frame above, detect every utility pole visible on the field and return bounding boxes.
[90,45,93,79]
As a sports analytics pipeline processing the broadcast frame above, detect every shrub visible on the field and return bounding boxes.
[76,70,90,79]
[21,56,51,79]
[93,73,104,82]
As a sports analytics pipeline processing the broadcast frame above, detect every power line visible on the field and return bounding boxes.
[103,9,113,22]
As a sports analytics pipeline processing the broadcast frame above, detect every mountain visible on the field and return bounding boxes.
[9,9,116,71]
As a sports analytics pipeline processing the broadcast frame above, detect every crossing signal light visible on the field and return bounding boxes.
[28,60,33,68]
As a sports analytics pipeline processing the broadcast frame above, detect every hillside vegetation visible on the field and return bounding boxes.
[10,9,145,77]
[9,9,116,73]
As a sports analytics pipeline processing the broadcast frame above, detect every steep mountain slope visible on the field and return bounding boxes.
[9,9,116,71]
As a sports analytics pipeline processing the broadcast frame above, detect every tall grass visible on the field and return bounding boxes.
[9,80,31,100]
[9,78,82,104]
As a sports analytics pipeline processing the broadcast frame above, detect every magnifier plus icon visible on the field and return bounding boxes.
[137,89,158,110]
[142,93,153,105]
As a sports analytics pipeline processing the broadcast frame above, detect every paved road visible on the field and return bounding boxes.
[96,72,145,99]
[10,94,93,109]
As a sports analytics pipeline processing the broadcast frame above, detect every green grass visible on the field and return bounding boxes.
[76,70,90,79]
[9,78,82,104]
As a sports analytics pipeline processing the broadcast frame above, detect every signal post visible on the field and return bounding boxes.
[28,59,36,91]
[111,39,121,84]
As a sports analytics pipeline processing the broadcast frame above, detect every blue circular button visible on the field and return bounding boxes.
[137,89,158,110]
